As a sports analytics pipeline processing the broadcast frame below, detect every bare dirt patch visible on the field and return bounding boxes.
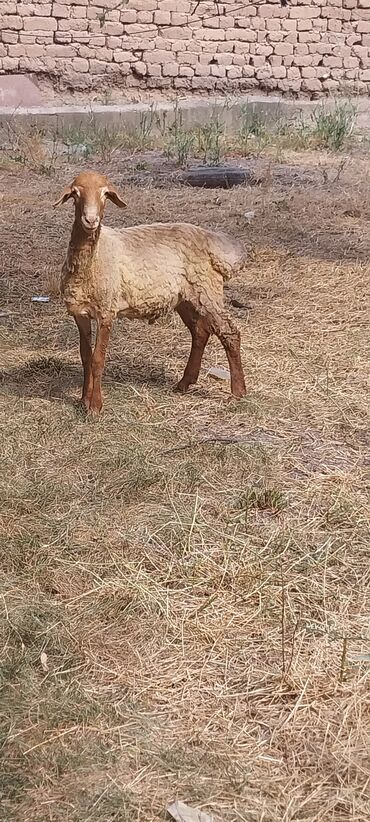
[0,147,370,822]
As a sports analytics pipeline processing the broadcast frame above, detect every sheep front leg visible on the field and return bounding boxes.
[89,321,112,415]
[75,315,93,410]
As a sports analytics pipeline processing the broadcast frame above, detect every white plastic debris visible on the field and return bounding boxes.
[244,210,255,222]
[40,652,49,672]
[31,296,50,303]
[206,366,230,382]
[167,800,217,822]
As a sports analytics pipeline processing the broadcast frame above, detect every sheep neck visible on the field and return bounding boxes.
[67,220,101,276]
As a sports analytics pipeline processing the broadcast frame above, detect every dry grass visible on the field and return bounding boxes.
[1,147,370,822]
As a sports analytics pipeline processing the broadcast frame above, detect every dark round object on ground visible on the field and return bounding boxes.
[178,165,257,189]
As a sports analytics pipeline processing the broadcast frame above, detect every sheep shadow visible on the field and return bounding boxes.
[0,355,175,405]
[0,357,81,405]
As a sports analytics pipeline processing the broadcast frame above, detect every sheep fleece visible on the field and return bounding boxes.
[62,222,246,322]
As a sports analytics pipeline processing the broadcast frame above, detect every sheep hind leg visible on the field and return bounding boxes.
[208,309,246,399]
[174,302,211,393]
[75,315,93,410]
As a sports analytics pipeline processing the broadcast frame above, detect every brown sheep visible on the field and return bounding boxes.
[55,170,246,414]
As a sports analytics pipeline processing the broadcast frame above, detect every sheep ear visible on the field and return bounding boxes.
[53,184,75,208]
[105,186,127,209]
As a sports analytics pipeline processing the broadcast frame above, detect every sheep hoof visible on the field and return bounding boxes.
[85,397,103,416]
[231,386,247,399]
[173,379,190,394]
[88,402,103,416]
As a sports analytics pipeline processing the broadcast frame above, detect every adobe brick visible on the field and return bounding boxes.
[146,63,162,76]
[179,64,194,76]
[58,18,87,30]
[268,32,284,42]
[1,30,18,43]
[120,9,136,23]
[124,23,156,34]
[226,28,256,42]
[156,25,191,38]
[142,49,168,63]
[198,28,225,40]
[289,7,320,19]
[134,0,159,8]
[302,78,322,92]
[72,56,89,71]
[211,64,225,76]
[259,4,287,17]
[171,13,188,25]
[162,61,178,75]
[53,4,69,17]
[0,2,16,11]
[102,21,124,35]
[71,6,86,18]
[113,50,133,63]
[24,16,57,30]
[1,13,22,28]
[227,66,242,79]
[137,10,153,23]
[274,42,293,55]
[192,76,214,89]
[154,10,170,24]
[271,65,286,78]
[2,55,19,68]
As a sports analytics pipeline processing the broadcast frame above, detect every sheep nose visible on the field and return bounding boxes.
[84,215,99,228]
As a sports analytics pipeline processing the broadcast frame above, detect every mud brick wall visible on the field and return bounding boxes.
[0,0,369,97]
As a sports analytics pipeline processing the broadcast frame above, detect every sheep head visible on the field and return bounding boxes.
[54,171,126,235]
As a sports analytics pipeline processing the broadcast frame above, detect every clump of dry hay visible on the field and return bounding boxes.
[0,149,370,822]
